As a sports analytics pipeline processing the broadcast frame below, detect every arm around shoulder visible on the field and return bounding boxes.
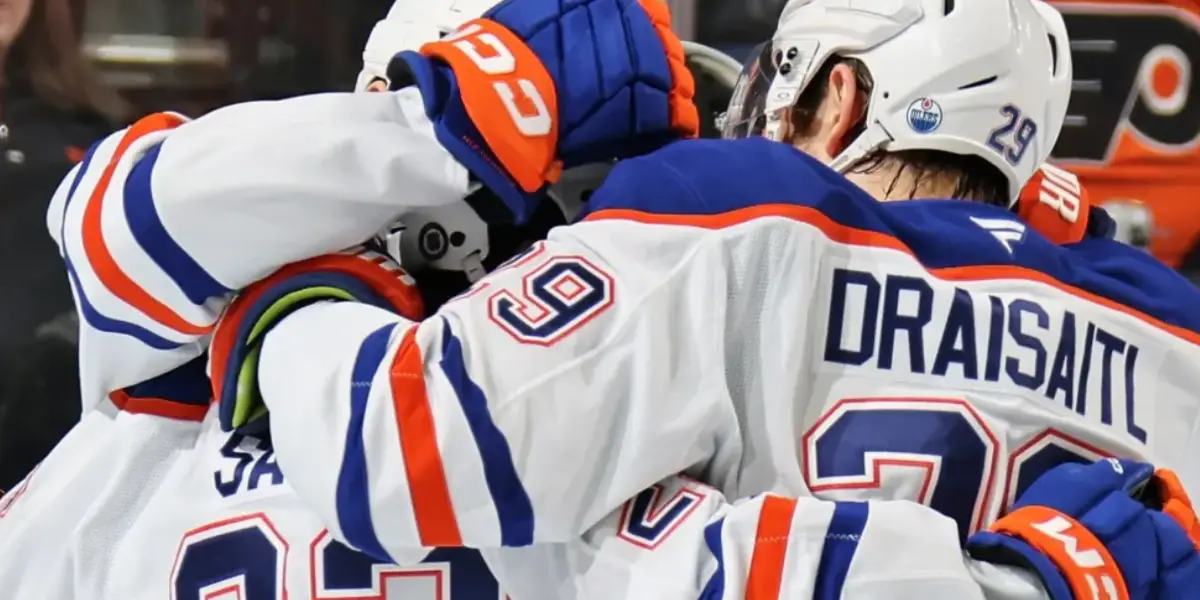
[51,89,474,401]
[484,476,1049,600]
[251,221,738,557]
[81,90,472,299]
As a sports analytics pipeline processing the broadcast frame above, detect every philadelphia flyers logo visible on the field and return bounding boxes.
[1052,2,1200,163]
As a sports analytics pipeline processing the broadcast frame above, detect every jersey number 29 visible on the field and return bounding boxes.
[803,397,1112,541]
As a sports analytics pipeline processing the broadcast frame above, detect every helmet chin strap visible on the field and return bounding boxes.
[827,120,894,175]
[763,106,894,177]
[461,252,487,283]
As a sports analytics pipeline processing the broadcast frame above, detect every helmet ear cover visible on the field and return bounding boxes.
[403,186,570,312]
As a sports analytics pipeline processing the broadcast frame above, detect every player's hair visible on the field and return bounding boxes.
[789,57,1010,207]
[0,333,81,492]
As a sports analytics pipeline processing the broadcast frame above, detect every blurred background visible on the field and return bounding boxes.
[0,0,1198,486]
[50,0,1200,266]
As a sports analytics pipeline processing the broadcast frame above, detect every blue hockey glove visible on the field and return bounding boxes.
[209,245,425,433]
[967,459,1200,600]
[389,0,698,224]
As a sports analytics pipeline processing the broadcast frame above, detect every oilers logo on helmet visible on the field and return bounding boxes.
[907,97,944,134]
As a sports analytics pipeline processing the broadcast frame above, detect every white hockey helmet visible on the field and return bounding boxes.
[355,0,494,92]
[361,0,742,280]
[721,0,1073,205]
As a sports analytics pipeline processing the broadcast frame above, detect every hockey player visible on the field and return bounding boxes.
[13,0,1199,599]
[341,3,1200,599]
[200,229,1200,600]
[0,0,701,597]
[42,0,697,421]
[193,0,1200,599]
[1,1,855,598]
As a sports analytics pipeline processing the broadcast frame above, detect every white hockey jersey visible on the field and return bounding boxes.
[245,137,1200,560]
[34,87,1200,597]
[47,89,470,415]
[485,475,1051,599]
[0,406,505,599]
[0,402,1048,600]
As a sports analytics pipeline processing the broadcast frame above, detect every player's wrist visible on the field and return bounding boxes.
[385,0,699,227]
[209,246,425,433]
[385,22,558,225]
[966,518,1110,600]
[966,459,1200,600]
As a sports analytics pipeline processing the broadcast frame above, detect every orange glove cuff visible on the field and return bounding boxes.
[990,505,1130,600]
[421,19,562,192]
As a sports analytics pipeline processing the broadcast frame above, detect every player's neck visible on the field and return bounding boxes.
[843,163,959,203]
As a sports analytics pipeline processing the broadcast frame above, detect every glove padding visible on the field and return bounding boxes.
[967,459,1200,600]
[209,245,424,433]
[1016,164,1116,245]
[1154,468,1200,552]
[390,0,698,224]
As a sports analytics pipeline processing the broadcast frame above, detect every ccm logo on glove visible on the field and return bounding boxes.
[422,19,560,193]
[1028,512,1121,598]
[992,506,1126,599]
[441,23,552,137]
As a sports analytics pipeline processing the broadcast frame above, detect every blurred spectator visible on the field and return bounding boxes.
[1,0,127,353]
[699,0,784,47]
[0,324,80,491]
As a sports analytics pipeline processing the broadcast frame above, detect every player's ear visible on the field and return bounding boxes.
[365,78,389,93]
[821,63,864,159]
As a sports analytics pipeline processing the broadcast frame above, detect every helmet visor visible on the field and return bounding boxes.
[720,42,776,140]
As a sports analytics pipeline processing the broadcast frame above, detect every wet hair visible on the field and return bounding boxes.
[789,57,1009,207]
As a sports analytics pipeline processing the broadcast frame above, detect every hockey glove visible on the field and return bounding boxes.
[1017,164,1116,245]
[967,459,1200,600]
[209,245,424,433]
[389,0,698,224]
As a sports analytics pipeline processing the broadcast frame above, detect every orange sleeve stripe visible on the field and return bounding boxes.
[585,204,1200,347]
[80,112,213,336]
[109,389,209,421]
[745,495,797,600]
[389,327,464,547]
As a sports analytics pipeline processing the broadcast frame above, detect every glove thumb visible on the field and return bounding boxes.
[1110,459,1156,496]
[1015,459,1154,516]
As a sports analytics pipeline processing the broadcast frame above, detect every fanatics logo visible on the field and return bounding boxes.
[970,216,1027,255]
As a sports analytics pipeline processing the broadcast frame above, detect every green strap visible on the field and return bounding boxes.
[230,286,359,429]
